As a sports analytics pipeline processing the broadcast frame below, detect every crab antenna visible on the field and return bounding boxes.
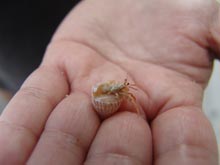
[129,86,138,90]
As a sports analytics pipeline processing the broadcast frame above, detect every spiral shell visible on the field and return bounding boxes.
[92,94,122,118]
[92,79,139,119]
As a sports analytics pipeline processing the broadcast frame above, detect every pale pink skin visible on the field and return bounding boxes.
[0,0,220,164]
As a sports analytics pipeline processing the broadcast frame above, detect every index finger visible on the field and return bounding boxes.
[152,107,219,165]
[0,66,69,164]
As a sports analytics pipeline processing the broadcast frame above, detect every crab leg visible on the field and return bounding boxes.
[119,92,140,114]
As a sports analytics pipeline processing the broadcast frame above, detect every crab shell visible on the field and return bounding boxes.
[92,94,122,118]
[92,82,123,119]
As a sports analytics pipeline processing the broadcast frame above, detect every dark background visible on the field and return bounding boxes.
[0,1,80,93]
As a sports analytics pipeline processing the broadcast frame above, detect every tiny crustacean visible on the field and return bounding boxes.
[92,79,140,118]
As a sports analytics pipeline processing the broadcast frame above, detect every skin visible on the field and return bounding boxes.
[0,0,220,164]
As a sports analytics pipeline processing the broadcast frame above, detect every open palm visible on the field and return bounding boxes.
[0,0,219,164]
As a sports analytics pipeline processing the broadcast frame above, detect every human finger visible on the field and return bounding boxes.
[28,92,100,164]
[0,66,68,164]
[152,107,218,165]
[84,112,152,165]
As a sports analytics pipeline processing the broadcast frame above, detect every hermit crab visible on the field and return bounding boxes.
[91,79,140,118]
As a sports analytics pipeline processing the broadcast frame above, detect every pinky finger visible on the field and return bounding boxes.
[0,66,69,164]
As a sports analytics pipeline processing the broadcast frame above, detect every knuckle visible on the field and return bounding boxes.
[19,86,48,100]
[18,86,54,107]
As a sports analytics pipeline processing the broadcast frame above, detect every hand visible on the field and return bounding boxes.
[0,0,219,164]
